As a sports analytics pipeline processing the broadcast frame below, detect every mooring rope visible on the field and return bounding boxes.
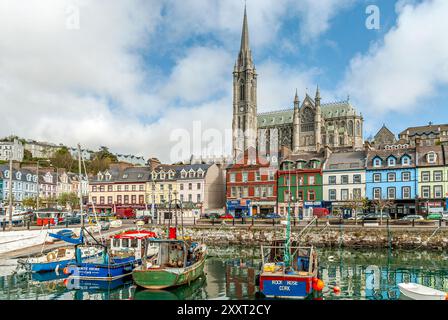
[401,226,442,252]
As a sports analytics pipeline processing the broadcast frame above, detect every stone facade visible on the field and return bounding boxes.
[231,9,364,160]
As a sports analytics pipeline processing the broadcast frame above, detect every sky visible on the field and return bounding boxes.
[1,0,448,163]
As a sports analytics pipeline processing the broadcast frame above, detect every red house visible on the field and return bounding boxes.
[226,150,278,217]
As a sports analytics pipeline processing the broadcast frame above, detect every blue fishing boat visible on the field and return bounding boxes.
[65,230,157,281]
[17,229,102,273]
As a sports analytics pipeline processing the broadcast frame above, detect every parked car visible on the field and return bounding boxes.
[427,213,443,220]
[400,215,424,221]
[348,213,367,220]
[262,213,281,219]
[442,212,448,221]
[64,213,82,225]
[219,214,234,220]
[99,220,110,231]
[313,207,330,218]
[203,212,221,219]
[363,212,391,221]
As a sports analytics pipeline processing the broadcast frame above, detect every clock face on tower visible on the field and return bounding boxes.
[240,106,244,112]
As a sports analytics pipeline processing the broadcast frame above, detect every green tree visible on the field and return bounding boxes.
[57,192,80,210]
[22,197,37,209]
[50,147,75,171]
[94,146,118,162]
[23,149,33,161]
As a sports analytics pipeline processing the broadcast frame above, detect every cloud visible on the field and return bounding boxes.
[0,0,354,163]
[341,0,448,116]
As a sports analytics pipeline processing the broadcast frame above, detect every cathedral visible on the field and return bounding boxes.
[232,7,364,160]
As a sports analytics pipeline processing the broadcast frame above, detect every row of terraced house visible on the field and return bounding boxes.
[225,124,448,220]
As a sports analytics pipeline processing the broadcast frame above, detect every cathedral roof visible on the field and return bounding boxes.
[257,100,359,127]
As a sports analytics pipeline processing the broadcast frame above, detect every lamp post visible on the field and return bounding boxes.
[36,159,50,210]
[8,156,13,230]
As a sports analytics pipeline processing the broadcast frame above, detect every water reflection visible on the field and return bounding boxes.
[1,247,448,300]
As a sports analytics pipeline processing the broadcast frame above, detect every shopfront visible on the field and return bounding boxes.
[417,200,445,216]
[226,199,252,217]
[251,201,276,216]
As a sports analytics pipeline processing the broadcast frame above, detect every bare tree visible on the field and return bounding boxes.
[373,198,394,225]
[347,196,369,225]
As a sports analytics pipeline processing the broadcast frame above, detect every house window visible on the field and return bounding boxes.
[402,156,410,166]
[268,171,275,181]
[268,186,273,197]
[100,196,105,204]
[307,190,316,201]
[117,195,122,203]
[434,186,443,198]
[231,187,237,197]
[139,185,144,191]
[297,190,304,201]
[254,187,260,197]
[427,152,437,164]
[180,184,184,191]
[373,174,381,183]
[309,176,315,185]
[108,185,113,192]
[388,157,396,166]
[329,176,336,185]
[284,190,290,202]
[255,171,261,181]
[92,196,97,204]
[373,158,382,167]
[341,175,349,184]
[243,187,249,198]
[139,195,144,204]
[298,176,304,186]
[329,189,337,201]
[197,194,201,203]
[242,172,248,182]
[132,185,136,191]
[402,187,411,199]
[421,186,430,198]
[341,189,349,201]
[373,188,381,200]
[229,173,236,183]
[131,195,136,204]
[125,185,129,191]
[117,185,122,191]
[387,187,396,200]
[421,171,430,182]
[107,196,113,204]
[434,171,443,182]
[124,195,129,204]
[353,174,362,184]
[92,186,97,192]
[402,172,411,182]
[188,183,192,190]
[197,183,201,190]
[353,188,362,199]
[387,173,396,182]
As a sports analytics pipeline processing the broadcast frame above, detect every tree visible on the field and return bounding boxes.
[57,192,80,210]
[373,198,394,225]
[50,147,75,171]
[94,146,118,162]
[23,150,33,161]
[22,197,37,209]
[347,197,370,224]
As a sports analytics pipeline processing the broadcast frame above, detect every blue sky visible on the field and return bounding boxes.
[1,0,447,162]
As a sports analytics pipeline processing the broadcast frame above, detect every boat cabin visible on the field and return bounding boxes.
[143,239,205,269]
[35,208,65,226]
[261,244,318,276]
[110,230,157,260]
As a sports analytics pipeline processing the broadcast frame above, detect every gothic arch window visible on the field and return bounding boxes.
[301,107,315,132]
[348,120,354,136]
[339,135,344,146]
[240,82,245,101]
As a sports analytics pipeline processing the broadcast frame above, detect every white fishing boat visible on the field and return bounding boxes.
[398,283,448,300]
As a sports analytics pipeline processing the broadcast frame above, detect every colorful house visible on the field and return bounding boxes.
[416,145,448,215]
[226,150,277,217]
[366,148,418,218]
[322,150,366,217]
[277,152,326,219]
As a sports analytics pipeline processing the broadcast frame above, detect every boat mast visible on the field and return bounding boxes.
[284,165,292,268]
[78,144,84,230]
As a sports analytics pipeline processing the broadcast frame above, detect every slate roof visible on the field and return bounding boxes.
[399,124,448,137]
[416,145,446,167]
[257,100,359,127]
[323,151,367,171]
[366,148,416,169]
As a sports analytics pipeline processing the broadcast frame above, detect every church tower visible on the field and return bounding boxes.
[314,86,322,150]
[232,6,258,161]
[292,90,301,152]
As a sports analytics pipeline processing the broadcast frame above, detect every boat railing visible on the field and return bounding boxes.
[296,216,317,240]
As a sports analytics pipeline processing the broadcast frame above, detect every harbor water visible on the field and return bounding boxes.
[1,246,448,300]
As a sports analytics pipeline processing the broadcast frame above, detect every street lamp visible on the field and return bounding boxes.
[36,159,50,210]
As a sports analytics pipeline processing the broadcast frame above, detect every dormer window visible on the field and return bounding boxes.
[137,173,143,179]
[181,170,187,179]
[4,170,9,179]
[105,173,111,181]
[401,156,410,166]
[122,174,128,179]
[387,157,396,167]
[189,170,195,178]
[97,173,103,181]
[27,174,31,181]
[373,158,382,167]
[160,172,165,180]
[16,172,21,180]
[427,152,437,164]
[151,172,157,180]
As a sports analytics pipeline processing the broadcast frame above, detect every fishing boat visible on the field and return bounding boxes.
[132,237,207,290]
[17,229,102,273]
[133,275,206,300]
[398,283,448,300]
[257,168,322,299]
[65,229,157,281]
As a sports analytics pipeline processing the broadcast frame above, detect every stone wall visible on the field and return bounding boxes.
[148,225,448,250]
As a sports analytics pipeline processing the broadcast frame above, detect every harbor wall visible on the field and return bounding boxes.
[148,225,448,250]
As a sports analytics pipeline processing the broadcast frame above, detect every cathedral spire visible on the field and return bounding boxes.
[315,85,321,107]
[294,88,299,104]
[237,5,253,69]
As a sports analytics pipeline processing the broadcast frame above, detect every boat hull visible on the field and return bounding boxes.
[398,283,447,300]
[30,259,75,273]
[67,257,139,281]
[259,273,314,299]
[132,257,206,290]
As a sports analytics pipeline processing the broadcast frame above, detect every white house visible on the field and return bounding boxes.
[0,139,24,162]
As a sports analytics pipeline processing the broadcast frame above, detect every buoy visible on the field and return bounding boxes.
[445,293,448,300]
[63,267,69,275]
[313,279,325,291]
[63,279,68,286]
[328,256,335,262]
[333,286,341,294]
